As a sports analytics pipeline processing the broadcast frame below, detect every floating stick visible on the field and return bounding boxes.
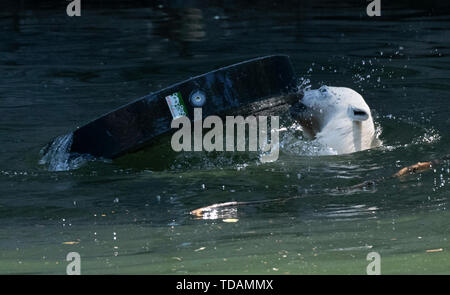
[190,155,450,217]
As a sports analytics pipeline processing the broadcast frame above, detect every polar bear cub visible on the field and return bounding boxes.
[290,86,381,154]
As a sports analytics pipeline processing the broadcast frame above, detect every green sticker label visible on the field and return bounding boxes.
[165,92,188,119]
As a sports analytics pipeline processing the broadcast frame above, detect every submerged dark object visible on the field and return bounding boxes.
[56,55,297,158]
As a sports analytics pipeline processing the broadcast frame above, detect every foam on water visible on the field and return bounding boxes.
[39,133,91,171]
[279,122,339,156]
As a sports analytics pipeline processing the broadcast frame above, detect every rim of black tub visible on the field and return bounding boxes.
[60,55,297,158]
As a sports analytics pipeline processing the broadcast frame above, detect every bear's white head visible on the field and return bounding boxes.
[290,86,381,154]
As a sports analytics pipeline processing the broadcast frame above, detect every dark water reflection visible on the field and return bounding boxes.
[0,1,450,274]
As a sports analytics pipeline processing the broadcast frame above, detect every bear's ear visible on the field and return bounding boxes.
[348,106,369,121]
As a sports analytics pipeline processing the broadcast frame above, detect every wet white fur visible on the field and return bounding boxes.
[300,86,380,154]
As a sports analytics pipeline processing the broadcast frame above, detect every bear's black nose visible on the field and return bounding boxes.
[282,92,304,105]
[289,101,308,118]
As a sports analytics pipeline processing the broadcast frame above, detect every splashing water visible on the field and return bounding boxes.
[39,133,92,171]
[279,122,339,156]
[296,77,311,94]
